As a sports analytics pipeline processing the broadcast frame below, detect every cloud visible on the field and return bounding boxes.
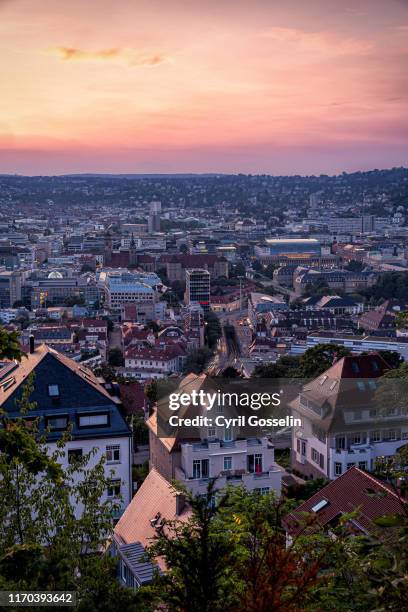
[258,27,373,56]
[54,47,166,66]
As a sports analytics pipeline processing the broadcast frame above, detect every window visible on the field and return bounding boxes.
[48,384,60,397]
[336,436,346,450]
[351,434,361,445]
[247,453,263,474]
[301,441,306,456]
[106,445,120,463]
[356,381,365,391]
[68,448,82,464]
[370,430,381,443]
[358,461,367,470]
[208,427,216,439]
[192,459,209,479]
[351,361,360,374]
[319,453,324,469]
[224,426,233,442]
[296,439,300,453]
[223,456,232,471]
[121,561,130,584]
[46,415,68,430]
[254,487,270,496]
[384,430,397,441]
[107,479,121,498]
[311,448,319,463]
[78,413,109,427]
[353,410,362,421]
[347,462,356,469]
[368,380,377,390]
[216,404,223,414]
[335,462,342,476]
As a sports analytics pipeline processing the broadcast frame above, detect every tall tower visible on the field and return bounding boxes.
[129,233,137,268]
[104,230,113,266]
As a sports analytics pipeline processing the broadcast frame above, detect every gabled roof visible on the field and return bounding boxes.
[291,353,390,432]
[114,468,191,570]
[0,344,130,440]
[285,466,406,536]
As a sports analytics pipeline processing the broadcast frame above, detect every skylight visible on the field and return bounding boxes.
[311,499,329,513]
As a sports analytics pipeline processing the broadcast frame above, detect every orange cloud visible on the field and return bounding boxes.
[55,47,166,66]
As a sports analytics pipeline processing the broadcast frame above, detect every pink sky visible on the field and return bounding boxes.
[0,0,407,175]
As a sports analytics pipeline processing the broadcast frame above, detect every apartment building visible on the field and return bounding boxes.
[147,373,283,497]
[0,344,132,516]
[291,354,408,480]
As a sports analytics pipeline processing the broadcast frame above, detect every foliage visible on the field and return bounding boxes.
[363,272,408,302]
[184,347,213,374]
[204,311,222,349]
[0,326,24,362]
[0,376,147,610]
[252,344,351,380]
[108,347,124,367]
[345,260,364,272]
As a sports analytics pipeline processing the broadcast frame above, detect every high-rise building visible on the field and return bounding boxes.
[185,268,210,313]
[148,200,161,233]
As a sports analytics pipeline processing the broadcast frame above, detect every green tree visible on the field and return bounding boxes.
[0,375,151,610]
[204,312,222,349]
[184,347,213,374]
[296,343,351,378]
[0,326,24,361]
[147,481,237,612]
[108,348,124,367]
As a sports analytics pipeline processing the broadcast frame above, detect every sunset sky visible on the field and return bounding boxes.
[0,0,407,175]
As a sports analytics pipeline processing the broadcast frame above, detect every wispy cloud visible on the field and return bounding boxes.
[258,27,373,56]
[54,47,166,66]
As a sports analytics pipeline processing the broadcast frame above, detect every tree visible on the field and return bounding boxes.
[0,326,24,362]
[184,347,213,374]
[108,348,124,367]
[205,312,222,349]
[0,375,150,610]
[377,350,403,369]
[147,481,237,612]
[345,260,364,273]
[396,310,408,330]
[296,344,351,378]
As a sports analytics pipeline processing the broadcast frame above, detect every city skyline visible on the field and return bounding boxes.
[1,0,407,175]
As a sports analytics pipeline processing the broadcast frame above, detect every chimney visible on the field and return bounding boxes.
[175,492,186,516]
[29,334,35,354]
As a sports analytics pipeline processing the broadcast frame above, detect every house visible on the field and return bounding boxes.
[111,468,191,587]
[284,466,406,540]
[0,343,133,516]
[290,353,408,480]
[147,373,283,496]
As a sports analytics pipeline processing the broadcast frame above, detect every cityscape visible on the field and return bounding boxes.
[1,1,408,611]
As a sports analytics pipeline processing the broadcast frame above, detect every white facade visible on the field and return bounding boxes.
[175,437,282,496]
[50,434,133,517]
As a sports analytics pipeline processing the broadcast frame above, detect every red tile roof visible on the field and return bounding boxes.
[285,466,406,536]
[114,468,191,569]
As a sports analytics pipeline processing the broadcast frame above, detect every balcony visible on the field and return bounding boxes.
[174,464,282,495]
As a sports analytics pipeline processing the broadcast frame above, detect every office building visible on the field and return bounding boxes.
[185,268,210,313]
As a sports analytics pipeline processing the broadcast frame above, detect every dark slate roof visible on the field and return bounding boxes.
[0,345,130,441]
[118,542,158,585]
